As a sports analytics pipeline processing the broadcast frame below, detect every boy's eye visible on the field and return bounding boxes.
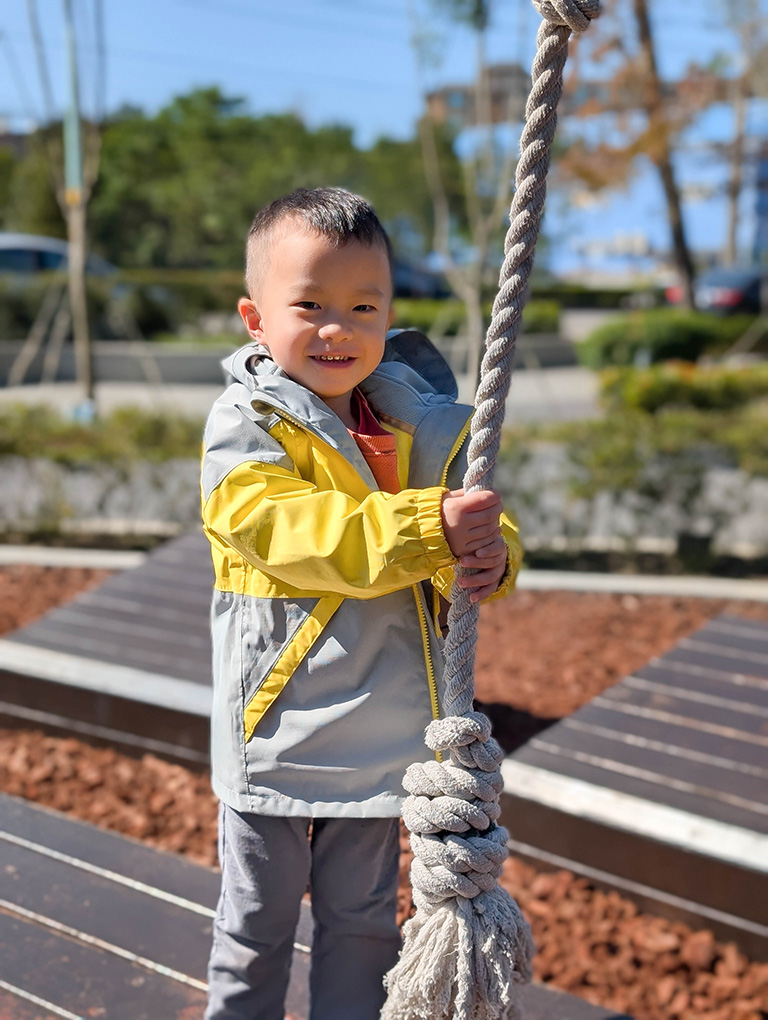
[354,304,376,312]
[296,301,320,310]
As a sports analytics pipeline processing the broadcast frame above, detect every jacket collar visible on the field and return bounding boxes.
[221,339,469,487]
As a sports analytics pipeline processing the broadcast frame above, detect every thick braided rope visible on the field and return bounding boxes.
[383,4,600,1019]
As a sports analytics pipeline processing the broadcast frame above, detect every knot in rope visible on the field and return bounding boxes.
[531,0,599,32]
[425,711,490,752]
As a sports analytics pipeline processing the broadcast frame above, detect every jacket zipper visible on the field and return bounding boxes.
[420,411,472,760]
[413,583,443,762]
[440,414,472,488]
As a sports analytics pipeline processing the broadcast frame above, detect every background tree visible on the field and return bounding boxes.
[0,86,461,280]
[556,0,729,307]
[412,0,543,386]
[716,0,768,264]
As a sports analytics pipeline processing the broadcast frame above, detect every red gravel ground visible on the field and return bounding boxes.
[1,564,767,1019]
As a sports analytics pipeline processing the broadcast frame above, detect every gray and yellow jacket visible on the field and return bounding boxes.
[201,332,522,817]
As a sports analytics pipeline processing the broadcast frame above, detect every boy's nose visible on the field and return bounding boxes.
[318,319,350,342]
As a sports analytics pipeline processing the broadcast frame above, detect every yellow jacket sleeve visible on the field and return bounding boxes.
[430,511,523,604]
[203,460,456,599]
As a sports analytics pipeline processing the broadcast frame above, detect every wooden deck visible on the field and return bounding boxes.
[0,795,629,1019]
[0,532,214,765]
[501,614,768,957]
[0,531,766,957]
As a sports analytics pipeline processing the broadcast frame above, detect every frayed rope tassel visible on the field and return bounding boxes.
[381,712,534,1020]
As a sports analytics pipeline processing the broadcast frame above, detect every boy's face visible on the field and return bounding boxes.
[239,221,393,429]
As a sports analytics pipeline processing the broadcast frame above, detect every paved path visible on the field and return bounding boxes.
[2,366,601,424]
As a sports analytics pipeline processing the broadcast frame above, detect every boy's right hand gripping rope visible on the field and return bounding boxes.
[381,3,600,1020]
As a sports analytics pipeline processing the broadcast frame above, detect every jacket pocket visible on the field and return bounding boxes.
[242,594,344,741]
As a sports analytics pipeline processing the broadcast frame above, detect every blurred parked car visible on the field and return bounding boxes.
[0,233,179,340]
[0,232,115,276]
[666,266,766,314]
[392,258,451,299]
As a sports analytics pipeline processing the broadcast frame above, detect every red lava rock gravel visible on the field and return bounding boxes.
[1,564,768,1019]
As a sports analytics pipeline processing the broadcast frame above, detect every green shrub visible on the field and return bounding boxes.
[391,299,466,336]
[577,309,756,368]
[0,404,204,464]
[503,406,768,493]
[600,362,768,413]
[531,283,664,309]
[521,299,560,334]
[391,297,560,338]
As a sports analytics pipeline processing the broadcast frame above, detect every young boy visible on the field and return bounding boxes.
[201,187,521,1020]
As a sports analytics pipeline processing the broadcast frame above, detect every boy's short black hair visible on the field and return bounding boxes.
[245,187,393,297]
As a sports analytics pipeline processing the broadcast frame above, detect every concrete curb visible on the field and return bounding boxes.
[517,569,768,602]
[0,543,766,602]
[0,546,148,569]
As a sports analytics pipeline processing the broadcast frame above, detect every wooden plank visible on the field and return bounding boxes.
[718,613,768,636]
[541,722,768,807]
[66,588,210,627]
[513,744,768,834]
[9,627,209,682]
[566,702,768,773]
[0,912,207,1020]
[696,619,768,653]
[635,660,768,710]
[662,644,768,681]
[3,840,214,978]
[86,570,212,610]
[17,608,210,655]
[0,795,218,909]
[598,682,768,739]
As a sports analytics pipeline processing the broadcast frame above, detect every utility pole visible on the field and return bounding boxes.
[62,0,94,407]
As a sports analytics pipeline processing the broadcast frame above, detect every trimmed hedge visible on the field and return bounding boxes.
[600,362,768,413]
[391,298,560,337]
[0,405,204,464]
[577,309,756,368]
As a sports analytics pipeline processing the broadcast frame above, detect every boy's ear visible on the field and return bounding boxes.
[386,303,395,331]
[238,297,266,344]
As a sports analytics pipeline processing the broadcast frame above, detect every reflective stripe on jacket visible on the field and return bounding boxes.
[201,339,522,817]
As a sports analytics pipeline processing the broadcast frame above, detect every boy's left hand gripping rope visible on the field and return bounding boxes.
[381,3,600,1019]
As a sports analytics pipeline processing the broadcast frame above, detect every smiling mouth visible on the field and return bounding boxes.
[313,355,353,361]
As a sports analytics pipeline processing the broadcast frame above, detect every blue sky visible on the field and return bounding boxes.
[1,0,766,275]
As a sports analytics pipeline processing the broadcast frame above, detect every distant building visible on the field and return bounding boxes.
[425,63,529,128]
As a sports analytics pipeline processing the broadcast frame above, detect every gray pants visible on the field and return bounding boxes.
[205,805,401,1020]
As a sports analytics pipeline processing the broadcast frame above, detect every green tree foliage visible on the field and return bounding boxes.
[362,125,464,256]
[90,88,367,268]
[0,87,463,270]
[0,149,15,230]
[3,134,65,238]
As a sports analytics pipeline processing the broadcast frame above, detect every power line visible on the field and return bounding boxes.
[178,0,407,41]
[4,31,408,94]
[93,0,107,121]
[27,0,57,120]
[0,29,39,121]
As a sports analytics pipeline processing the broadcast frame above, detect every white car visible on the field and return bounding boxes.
[0,232,115,275]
